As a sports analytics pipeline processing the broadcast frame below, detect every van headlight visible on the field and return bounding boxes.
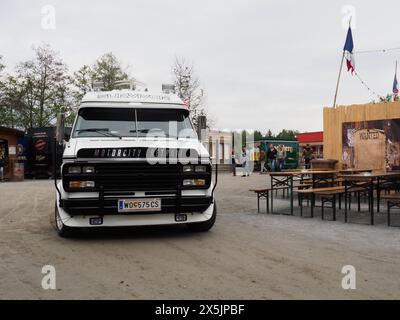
[194,165,207,172]
[182,165,207,172]
[183,165,194,172]
[68,166,81,174]
[82,166,95,173]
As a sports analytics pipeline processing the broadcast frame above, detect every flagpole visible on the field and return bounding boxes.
[333,18,352,108]
[333,52,345,108]
[395,60,398,101]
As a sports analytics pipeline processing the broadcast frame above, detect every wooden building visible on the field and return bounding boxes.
[297,131,324,159]
[323,101,400,170]
[0,126,25,180]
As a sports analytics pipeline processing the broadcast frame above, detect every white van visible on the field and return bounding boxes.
[54,89,216,237]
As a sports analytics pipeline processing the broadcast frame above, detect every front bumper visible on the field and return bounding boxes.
[56,198,215,228]
[60,196,212,216]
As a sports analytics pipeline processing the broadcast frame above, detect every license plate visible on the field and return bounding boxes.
[118,198,161,212]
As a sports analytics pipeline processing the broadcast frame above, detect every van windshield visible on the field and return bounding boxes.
[72,107,196,138]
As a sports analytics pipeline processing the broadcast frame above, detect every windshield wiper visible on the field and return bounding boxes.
[75,128,122,139]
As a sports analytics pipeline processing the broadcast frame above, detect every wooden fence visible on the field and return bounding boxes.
[323,101,400,168]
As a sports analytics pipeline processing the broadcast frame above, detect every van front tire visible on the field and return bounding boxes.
[55,202,78,238]
[187,203,216,232]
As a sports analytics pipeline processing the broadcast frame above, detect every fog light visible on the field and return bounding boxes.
[68,166,81,174]
[183,165,193,172]
[82,166,95,173]
[195,165,207,172]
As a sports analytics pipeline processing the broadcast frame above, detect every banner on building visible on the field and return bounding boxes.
[342,119,400,171]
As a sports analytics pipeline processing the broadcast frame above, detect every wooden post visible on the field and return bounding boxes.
[333,52,345,108]
[333,18,352,108]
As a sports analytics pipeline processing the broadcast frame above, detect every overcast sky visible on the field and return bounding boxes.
[1,0,400,133]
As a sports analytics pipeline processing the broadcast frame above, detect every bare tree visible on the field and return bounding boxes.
[172,57,207,129]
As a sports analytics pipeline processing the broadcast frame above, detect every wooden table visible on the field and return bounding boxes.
[339,168,373,174]
[270,170,339,215]
[340,171,400,216]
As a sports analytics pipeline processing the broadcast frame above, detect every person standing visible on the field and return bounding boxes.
[302,144,314,169]
[241,146,250,177]
[231,150,237,176]
[259,148,266,174]
[0,152,4,182]
[267,144,277,172]
[276,145,287,171]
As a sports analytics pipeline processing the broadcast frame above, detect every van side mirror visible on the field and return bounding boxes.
[64,132,70,142]
[56,113,66,144]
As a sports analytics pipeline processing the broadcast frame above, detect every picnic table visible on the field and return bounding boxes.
[340,171,400,215]
[269,170,339,215]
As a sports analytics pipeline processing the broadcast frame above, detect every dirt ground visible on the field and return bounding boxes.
[1,172,400,299]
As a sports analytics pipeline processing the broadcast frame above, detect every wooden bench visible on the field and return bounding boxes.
[295,186,346,218]
[315,189,347,221]
[249,187,290,213]
[381,194,400,226]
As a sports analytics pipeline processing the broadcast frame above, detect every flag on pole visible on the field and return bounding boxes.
[393,61,399,100]
[343,26,355,74]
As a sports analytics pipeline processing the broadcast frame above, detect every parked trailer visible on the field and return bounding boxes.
[251,139,299,170]
[25,127,71,179]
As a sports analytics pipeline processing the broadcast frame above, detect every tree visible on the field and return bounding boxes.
[0,75,26,128]
[0,55,4,74]
[254,130,263,141]
[91,53,129,91]
[371,93,396,104]
[276,129,298,140]
[69,54,131,124]
[0,44,72,129]
[67,64,94,125]
[172,57,206,129]
[379,94,394,103]
[71,65,92,102]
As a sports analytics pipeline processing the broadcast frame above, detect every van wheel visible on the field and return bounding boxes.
[187,203,217,232]
[55,202,77,238]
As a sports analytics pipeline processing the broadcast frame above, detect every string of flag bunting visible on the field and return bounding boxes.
[354,47,400,54]
[354,71,384,100]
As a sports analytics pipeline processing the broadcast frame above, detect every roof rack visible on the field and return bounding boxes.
[91,78,146,91]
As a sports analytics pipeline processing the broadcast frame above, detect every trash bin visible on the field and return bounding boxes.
[311,159,338,170]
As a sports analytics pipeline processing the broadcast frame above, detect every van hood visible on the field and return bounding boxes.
[63,137,210,159]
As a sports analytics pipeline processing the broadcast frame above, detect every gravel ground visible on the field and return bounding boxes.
[1,173,400,299]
